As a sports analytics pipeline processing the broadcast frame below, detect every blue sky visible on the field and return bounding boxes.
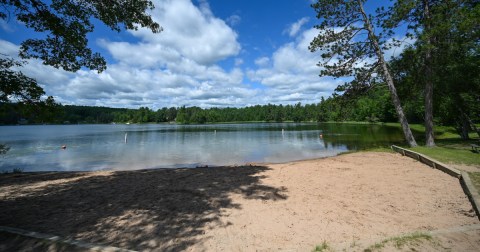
[0,0,400,109]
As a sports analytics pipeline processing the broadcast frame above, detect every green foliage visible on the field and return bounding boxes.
[1,0,161,72]
[0,57,46,104]
[312,241,330,252]
[309,0,388,84]
[387,0,480,141]
[0,56,60,130]
[310,0,419,147]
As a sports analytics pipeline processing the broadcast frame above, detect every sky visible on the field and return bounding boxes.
[0,0,400,110]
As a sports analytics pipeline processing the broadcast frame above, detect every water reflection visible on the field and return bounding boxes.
[0,123,405,171]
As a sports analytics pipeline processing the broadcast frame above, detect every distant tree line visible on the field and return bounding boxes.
[0,86,413,125]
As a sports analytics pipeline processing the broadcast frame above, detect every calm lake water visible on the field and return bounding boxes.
[0,123,405,172]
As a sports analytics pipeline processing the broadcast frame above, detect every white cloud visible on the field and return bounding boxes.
[285,17,310,37]
[0,0,253,109]
[254,57,270,67]
[120,0,241,65]
[247,28,341,104]
[226,14,241,26]
[0,40,20,56]
[7,1,407,109]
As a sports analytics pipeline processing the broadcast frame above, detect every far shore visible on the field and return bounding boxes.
[1,152,479,251]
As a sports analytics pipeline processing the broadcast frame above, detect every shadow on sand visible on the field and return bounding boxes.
[0,165,287,251]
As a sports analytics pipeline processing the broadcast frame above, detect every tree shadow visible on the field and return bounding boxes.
[0,165,287,251]
[0,172,90,187]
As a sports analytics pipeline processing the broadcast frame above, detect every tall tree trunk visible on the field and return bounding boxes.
[358,1,418,147]
[423,0,436,147]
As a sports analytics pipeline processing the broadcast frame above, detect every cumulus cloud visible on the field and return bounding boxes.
[248,28,342,104]
[254,57,270,67]
[284,17,310,37]
[0,0,257,109]
[6,1,391,109]
[119,0,241,65]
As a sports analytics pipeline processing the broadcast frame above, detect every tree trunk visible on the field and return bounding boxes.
[423,0,436,147]
[460,109,480,138]
[456,115,470,140]
[358,1,418,147]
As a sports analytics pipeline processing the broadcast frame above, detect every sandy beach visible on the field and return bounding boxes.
[0,152,479,251]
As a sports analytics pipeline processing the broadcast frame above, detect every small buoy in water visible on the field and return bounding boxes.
[61,145,67,149]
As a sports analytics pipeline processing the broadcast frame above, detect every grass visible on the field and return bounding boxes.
[313,241,331,252]
[312,233,435,252]
[363,232,433,251]
[381,122,480,166]
[410,146,480,167]
[382,122,479,140]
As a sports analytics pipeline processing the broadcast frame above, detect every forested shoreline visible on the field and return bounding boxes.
[0,84,391,125]
[1,80,477,141]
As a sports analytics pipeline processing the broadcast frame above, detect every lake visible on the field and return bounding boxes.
[0,123,405,172]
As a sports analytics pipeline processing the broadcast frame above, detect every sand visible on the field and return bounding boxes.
[0,152,479,251]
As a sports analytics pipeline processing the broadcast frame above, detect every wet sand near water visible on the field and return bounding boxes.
[0,152,478,251]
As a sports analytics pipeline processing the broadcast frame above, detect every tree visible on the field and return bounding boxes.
[1,0,161,73]
[383,0,439,146]
[0,56,46,105]
[309,0,418,146]
[1,56,59,123]
[1,0,162,106]
[387,0,480,140]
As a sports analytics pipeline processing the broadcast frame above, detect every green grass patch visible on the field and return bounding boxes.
[383,122,480,167]
[363,232,433,251]
[410,146,480,167]
[312,241,331,252]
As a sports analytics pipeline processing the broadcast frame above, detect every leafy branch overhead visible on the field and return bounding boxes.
[0,56,45,104]
[0,0,162,73]
[309,0,387,86]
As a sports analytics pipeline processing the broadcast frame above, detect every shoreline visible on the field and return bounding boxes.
[1,152,479,251]
[0,148,376,174]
